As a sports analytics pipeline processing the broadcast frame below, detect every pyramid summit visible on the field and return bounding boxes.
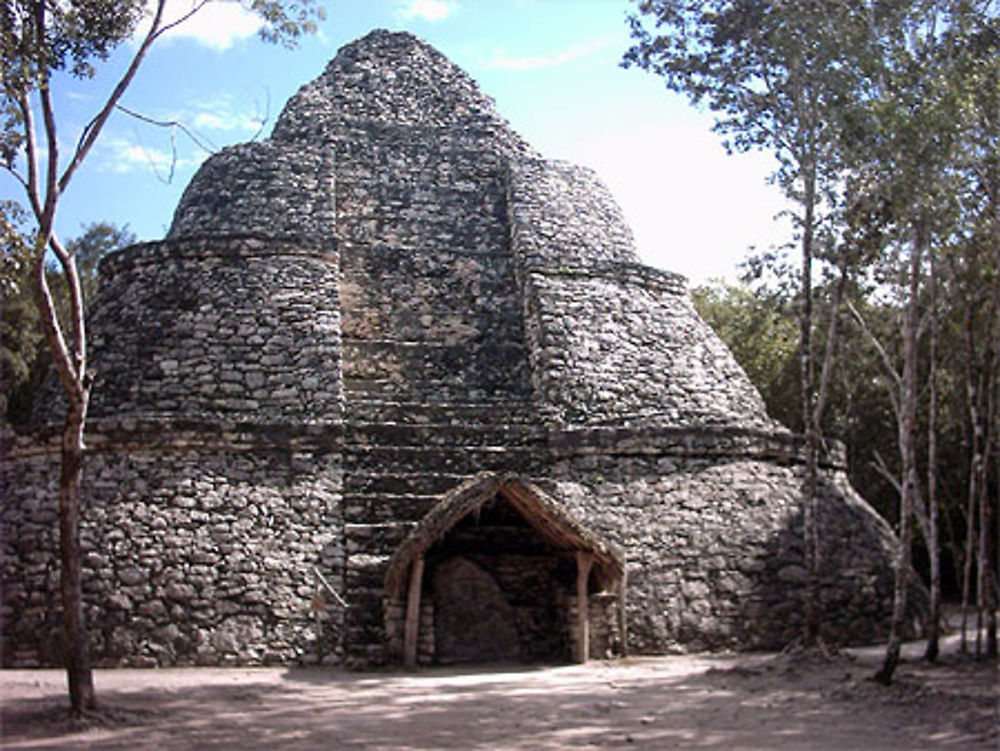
[2,31,918,668]
[276,29,516,133]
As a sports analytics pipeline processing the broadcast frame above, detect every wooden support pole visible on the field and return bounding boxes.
[575,551,593,663]
[618,564,628,658]
[403,554,425,668]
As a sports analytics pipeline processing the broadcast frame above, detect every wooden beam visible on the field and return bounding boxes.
[575,551,593,663]
[403,554,425,668]
[618,563,628,658]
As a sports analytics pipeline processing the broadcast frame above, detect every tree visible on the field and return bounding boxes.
[1,0,322,716]
[625,0,866,647]
[2,221,133,425]
[859,2,998,683]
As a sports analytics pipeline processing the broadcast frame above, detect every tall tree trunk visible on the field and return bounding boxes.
[987,77,1000,662]
[979,362,997,659]
[799,166,821,647]
[959,306,981,655]
[60,397,95,713]
[983,185,1000,659]
[874,224,923,685]
[924,250,941,662]
[32,240,96,715]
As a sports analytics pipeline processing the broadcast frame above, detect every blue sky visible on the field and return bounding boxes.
[3,0,792,284]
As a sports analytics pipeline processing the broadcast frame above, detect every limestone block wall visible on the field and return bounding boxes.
[1,429,344,667]
[508,159,638,268]
[542,447,907,653]
[73,237,342,425]
[270,29,532,154]
[168,143,336,239]
[507,158,773,429]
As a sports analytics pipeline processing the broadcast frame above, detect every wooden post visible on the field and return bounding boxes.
[575,551,593,663]
[403,555,425,668]
[617,564,628,658]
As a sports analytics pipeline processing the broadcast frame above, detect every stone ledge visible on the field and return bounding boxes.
[2,418,345,459]
[5,419,847,471]
[99,234,337,277]
[548,424,848,470]
[523,260,688,296]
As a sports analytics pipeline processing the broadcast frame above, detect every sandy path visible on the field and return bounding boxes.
[1,635,995,750]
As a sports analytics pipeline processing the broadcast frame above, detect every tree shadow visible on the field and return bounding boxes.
[735,472,930,650]
[1,647,993,751]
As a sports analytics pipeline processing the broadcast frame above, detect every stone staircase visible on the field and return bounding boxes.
[339,398,543,664]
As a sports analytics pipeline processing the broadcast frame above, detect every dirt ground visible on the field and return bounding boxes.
[1,633,995,751]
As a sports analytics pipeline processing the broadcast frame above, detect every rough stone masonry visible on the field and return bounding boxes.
[0,30,917,668]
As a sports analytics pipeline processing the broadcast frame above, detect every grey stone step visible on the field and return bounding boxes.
[344,551,393,588]
[342,379,532,405]
[344,420,543,448]
[344,444,540,475]
[344,522,414,556]
[344,398,537,426]
[343,493,441,524]
[342,471,472,496]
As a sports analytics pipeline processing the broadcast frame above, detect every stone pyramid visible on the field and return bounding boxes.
[1,31,914,668]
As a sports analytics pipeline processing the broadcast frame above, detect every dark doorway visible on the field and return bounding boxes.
[431,556,520,664]
[425,493,575,664]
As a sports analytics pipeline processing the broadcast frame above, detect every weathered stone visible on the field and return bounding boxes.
[118,568,146,586]
[0,29,921,670]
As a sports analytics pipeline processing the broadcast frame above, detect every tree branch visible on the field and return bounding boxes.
[1,163,30,193]
[847,299,903,393]
[31,244,80,401]
[813,258,849,428]
[115,104,218,154]
[61,0,173,193]
[49,233,86,378]
[872,450,902,495]
[33,0,59,234]
[15,87,43,221]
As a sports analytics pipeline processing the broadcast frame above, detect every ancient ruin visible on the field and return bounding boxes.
[1,30,910,668]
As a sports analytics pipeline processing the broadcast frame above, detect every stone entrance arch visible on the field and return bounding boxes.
[384,472,626,666]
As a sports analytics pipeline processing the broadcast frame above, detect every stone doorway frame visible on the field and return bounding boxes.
[383,472,626,667]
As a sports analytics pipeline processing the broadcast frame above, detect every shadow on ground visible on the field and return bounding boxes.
[1,641,995,751]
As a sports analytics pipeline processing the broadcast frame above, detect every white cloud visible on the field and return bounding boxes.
[395,0,456,22]
[139,0,263,51]
[486,35,617,72]
[183,93,270,141]
[191,107,260,134]
[100,136,202,179]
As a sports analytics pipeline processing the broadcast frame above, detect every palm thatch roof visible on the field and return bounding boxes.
[384,472,625,599]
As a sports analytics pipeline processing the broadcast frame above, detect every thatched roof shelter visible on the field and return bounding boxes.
[384,471,625,601]
[383,471,626,666]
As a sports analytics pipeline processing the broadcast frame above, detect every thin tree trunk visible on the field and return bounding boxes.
[31,238,96,715]
[979,360,997,659]
[800,166,820,647]
[959,306,981,655]
[874,225,923,685]
[924,251,941,662]
[960,481,977,655]
[983,189,999,659]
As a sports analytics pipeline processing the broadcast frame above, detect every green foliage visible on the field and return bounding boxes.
[691,280,800,428]
[1,220,134,425]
